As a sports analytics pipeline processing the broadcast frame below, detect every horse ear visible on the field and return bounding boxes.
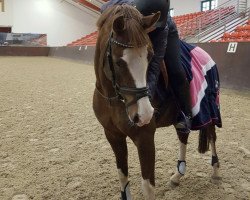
[142,12,161,32]
[113,15,125,33]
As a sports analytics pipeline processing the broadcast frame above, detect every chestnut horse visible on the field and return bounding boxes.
[93,5,220,200]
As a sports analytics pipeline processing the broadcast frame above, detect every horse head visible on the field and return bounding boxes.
[95,5,160,127]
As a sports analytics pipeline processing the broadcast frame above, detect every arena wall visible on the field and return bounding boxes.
[49,46,95,65]
[0,42,249,90]
[196,42,250,91]
[48,42,250,91]
[0,46,49,56]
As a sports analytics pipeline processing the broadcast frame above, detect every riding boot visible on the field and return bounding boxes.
[162,15,192,133]
[173,79,192,134]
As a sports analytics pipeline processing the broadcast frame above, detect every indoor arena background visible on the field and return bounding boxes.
[0,0,249,200]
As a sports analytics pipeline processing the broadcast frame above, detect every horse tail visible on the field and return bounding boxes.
[198,128,210,154]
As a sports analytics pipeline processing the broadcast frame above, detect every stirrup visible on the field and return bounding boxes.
[175,111,192,134]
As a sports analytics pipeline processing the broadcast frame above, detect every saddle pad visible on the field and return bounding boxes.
[180,41,222,130]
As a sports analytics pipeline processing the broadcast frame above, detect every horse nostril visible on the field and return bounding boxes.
[133,114,139,124]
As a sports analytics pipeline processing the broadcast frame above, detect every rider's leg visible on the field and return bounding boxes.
[164,19,192,133]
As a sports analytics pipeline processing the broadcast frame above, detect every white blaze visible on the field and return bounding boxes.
[122,47,154,126]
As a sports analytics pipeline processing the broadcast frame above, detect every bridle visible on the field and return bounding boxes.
[105,32,150,107]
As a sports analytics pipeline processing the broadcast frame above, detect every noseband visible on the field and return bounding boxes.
[106,33,150,107]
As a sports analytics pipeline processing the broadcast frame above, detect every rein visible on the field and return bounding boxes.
[105,32,150,107]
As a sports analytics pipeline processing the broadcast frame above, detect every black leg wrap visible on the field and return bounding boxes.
[211,155,219,167]
[120,181,130,200]
[121,191,127,200]
[177,160,186,175]
[177,131,189,145]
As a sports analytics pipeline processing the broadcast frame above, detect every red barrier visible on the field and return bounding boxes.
[78,0,100,12]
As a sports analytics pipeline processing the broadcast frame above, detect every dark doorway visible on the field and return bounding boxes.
[0,27,12,33]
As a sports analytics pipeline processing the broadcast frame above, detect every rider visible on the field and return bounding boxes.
[101,0,192,134]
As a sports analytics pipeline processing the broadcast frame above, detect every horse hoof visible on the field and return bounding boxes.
[170,180,180,187]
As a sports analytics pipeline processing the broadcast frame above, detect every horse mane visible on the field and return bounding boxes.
[97,4,152,49]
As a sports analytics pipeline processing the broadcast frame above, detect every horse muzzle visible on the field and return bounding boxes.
[128,97,154,127]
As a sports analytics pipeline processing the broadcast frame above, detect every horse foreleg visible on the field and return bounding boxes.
[209,126,221,179]
[170,132,189,186]
[104,129,132,200]
[135,133,155,200]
